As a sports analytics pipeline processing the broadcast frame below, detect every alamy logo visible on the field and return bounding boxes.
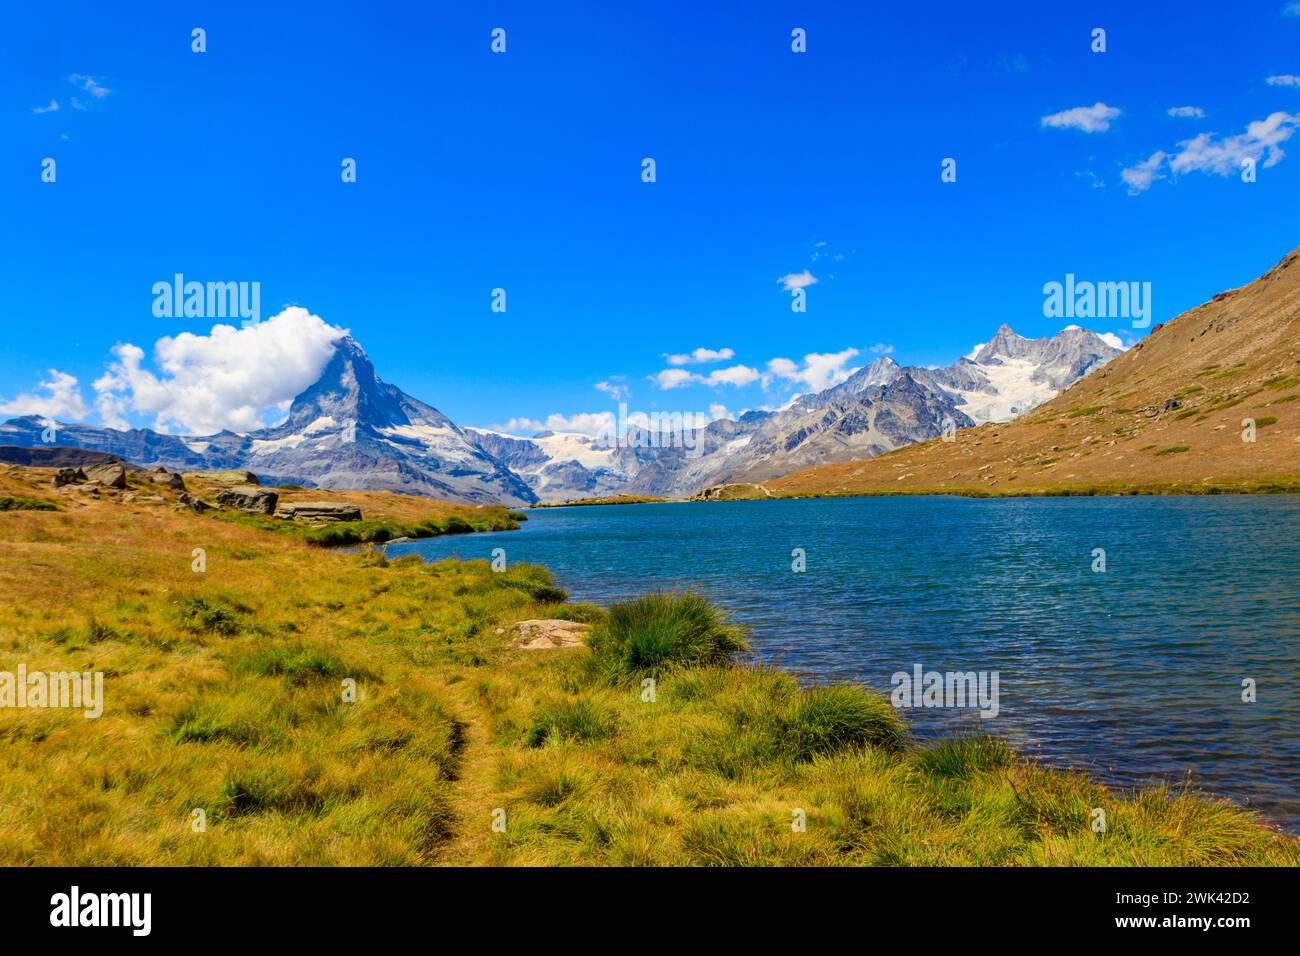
[592,402,713,459]
[0,665,103,718]
[1042,273,1151,328]
[50,886,151,936]
[891,664,1000,718]
[152,274,261,326]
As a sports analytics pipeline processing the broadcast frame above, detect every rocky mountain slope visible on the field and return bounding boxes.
[0,338,537,506]
[474,325,1121,500]
[0,323,1121,506]
[763,248,1300,497]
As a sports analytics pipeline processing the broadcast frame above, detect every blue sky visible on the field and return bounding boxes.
[4,0,1300,436]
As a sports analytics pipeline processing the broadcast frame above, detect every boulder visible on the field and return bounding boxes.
[191,470,259,485]
[509,619,590,650]
[215,485,279,515]
[274,502,362,522]
[178,493,214,513]
[52,467,87,488]
[83,463,127,489]
[144,467,186,491]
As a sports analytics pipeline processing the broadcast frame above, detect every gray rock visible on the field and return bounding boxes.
[510,619,590,650]
[144,467,186,491]
[83,463,127,489]
[52,467,87,488]
[192,470,260,485]
[178,493,214,513]
[215,486,279,515]
[275,501,361,522]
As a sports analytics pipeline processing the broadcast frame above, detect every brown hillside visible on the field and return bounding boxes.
[767,247,1300,498]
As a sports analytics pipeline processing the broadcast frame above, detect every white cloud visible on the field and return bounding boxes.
[777,270,818,291]
[491,412,616,437]
[867,342,894,355]
[1098,332,1126,350]
[650,368,695,390]
[1287,2,1300,15]
[1041,102,1121,133]
[0,369,88,421]
[31,99,59,114]
[1266,75,1300,86]
[764,348,860,392]
[665,347,735,366]
[1167,106,1205,118]
[91,306,348,434]
[650,364,760,389]
[1170,112,1298,175]
[594,379,629,400]
[702,364,760,387]
[708,403,733,422]
[69,74,110,99]
[1121,112,1300,193]
[1121,151,1168,194]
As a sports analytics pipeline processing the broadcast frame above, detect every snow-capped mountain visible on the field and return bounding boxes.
[467,428,632,500]
[0,337,536,506]
[472,325,1122,500]
[231,337,535,503]
[910,324,1121,424]
[0,325,1119,506]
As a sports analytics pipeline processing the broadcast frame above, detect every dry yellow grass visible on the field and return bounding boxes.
[764,248,1300,499]
[0,463,1295,866]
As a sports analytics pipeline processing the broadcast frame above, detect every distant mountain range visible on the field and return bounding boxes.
[761,246,1300,497]
[0,325,1121,504]
[466,325,1121,499]
[0,338,535,505]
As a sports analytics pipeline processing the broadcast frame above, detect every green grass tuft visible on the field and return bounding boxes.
[525,698,617,747]
[237,646,365,686]
[0,495,58,511]
[912,735,1016,778]
[780,684,906,760]
[170,596,245,636]
[586,591,749,679]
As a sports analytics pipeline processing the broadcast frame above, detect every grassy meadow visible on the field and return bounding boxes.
[0,464,1295,866]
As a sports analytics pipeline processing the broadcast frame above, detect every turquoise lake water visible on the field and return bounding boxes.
[388,495,1300,831]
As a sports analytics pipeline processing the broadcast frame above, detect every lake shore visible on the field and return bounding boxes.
[527,476,1300,509]
[12,462,1291,864]
[393,494,1300,838]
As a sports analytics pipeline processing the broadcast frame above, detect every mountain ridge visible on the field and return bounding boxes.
[471,324,1122,500]
[0,323,1123,504]
[763,247,1300,498]
[0,336,537,505]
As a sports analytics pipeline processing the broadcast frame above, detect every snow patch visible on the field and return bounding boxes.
[953,358,1058,424]
[303,415,337,435]
[250,433,308,452]
[528,431,617,469]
